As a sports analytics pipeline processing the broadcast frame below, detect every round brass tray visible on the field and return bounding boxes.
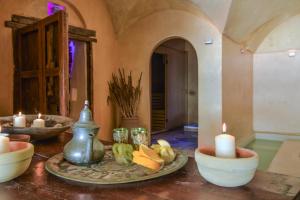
[45,149,188,184]
[0,115,73,141]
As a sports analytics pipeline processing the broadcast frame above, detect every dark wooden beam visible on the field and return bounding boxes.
[68,26,96,37]
[69,33,97,42]
[5,14,96,39]
[5,21,26,29]
[11,14,39,25]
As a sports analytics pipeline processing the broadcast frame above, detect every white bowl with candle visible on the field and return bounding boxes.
[194,147,258,187]
[0,115,73,141]
[0,141,34,182]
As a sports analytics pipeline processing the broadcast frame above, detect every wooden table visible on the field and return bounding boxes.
[0,132,299,200]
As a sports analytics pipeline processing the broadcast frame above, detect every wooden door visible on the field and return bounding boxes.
[151,52,167,132]
[14,11,69,115]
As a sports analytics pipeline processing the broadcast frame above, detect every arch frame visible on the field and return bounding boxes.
[119,9,223,146]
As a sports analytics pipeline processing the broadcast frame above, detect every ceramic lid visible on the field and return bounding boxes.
[73,100,99,129]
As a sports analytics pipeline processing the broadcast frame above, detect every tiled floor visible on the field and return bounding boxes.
[151,128,198,157]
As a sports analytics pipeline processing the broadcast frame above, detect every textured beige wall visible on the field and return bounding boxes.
[254,14,300,135]
[222,36,253,145]
[224,0,300,52]
[256,14,300,53]
[254,52,300,134]
[118,10,222,146]
[0,0,119,141]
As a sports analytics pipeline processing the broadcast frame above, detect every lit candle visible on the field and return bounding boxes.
[215,123,236,158]
[32,113,45,128]
[0,127,9,153]
[13,112,26,127]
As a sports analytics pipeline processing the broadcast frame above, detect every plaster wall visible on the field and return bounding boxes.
[256,14,300,53]
[0,0,119,141]
[254,14,300,135]
[254,52,300,134]
[118,10,222,146]
[222,36,253,145]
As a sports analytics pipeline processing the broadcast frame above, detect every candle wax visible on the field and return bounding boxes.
[0,136,9,154]
[215,133,236,158]
[13,113,26,128]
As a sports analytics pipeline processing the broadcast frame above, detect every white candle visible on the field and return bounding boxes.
[0,135,9,154]
[13,112,26,127]
[215,123,236,158]
[32,113,45,128]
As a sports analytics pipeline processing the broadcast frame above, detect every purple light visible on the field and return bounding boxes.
[69,40,76,78]
[47,2,65,16]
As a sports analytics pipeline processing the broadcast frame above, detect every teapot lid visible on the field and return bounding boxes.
[73,100,99,129]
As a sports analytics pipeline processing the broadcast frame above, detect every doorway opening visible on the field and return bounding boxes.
[68,40,93,119]
[150,38,198,153]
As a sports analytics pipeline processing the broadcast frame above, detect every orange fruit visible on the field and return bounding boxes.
[139,144,164,164]
[132,155,161,171]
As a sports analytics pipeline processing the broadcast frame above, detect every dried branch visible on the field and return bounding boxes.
[107,68,142,118]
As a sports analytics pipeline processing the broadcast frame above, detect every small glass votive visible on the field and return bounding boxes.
[131,128,148,149]
[113,128,128,143]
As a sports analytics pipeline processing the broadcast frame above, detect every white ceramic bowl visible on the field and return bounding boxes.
[195,147,258,187]
[0,142,34,182]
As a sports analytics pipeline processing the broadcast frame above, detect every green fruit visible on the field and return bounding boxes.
[112,143,134,165]
[159,146,176,164]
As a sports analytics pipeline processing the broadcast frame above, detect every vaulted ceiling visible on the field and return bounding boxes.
[104,0,300,52]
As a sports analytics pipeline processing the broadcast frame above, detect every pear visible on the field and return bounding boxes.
[157,139,171,147]
[151,139,176,164]
[150,144,161,154]
[160,146,176,164]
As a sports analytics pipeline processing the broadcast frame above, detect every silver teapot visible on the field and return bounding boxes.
[63,100,105,165]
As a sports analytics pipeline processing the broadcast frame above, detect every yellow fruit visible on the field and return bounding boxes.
[160,146,176,164]
[157,139,171,147]
[139,144,164,164]
[150,144,161,154]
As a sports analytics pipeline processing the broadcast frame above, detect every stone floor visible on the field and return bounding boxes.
[268,140,300,178]
[151,128,197,157]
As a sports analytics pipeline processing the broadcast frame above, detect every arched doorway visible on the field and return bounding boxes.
[150,38,198,153]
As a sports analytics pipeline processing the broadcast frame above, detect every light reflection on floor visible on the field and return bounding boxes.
[246,139,282,171]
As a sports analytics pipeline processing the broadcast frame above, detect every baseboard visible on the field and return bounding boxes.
[237,134,255,147]
[255,131,300,141]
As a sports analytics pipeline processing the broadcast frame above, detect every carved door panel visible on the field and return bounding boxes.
[14,11,69,115]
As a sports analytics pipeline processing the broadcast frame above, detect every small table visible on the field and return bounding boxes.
[0,132,299,200]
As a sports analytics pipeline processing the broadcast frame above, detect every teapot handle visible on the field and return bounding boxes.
[84,133,94,163]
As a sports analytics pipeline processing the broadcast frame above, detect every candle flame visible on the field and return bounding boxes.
[18,112,22,116]
[222,123,227,133]
[38,113,41,119]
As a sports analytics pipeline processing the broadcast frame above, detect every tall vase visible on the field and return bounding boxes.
[120,117,140,130]
[120,117,140,144]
